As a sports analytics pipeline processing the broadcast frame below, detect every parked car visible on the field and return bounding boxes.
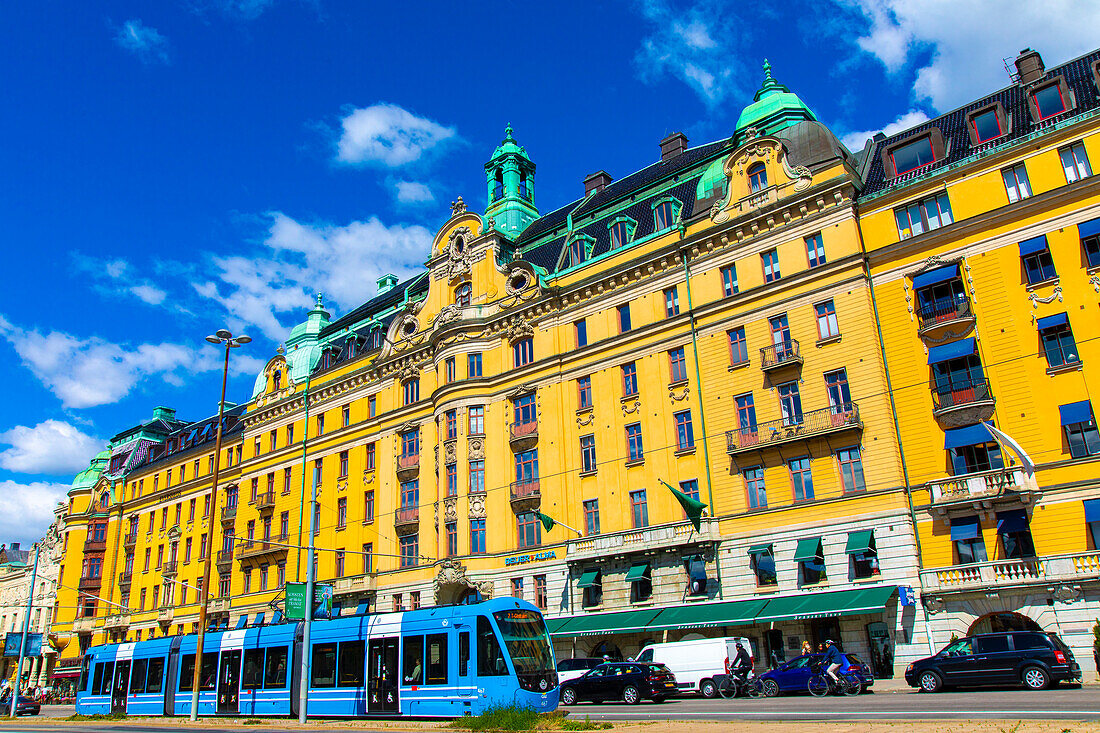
[556,657,603,685]
[758,653,874,697]
[0,695,40,716]
[559,662,679,705]
[905,631,1081,692]
[635,637,753,697]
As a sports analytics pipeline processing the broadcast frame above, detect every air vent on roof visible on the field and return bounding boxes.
[152,406,176,421]
[660,132,689,161]
[1015,48,1046,86]
[584,171,613,196]
[377,273,398,294]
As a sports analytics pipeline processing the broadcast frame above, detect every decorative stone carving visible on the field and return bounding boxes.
[779,150,812,192]
[468,492,486,519]
[443,439,458,464]
[621,399,641,415]
[337,478,348,492]
[1090,275,1100,293]
[441,226,476,280]
[443,496,458,523]
[467,436,485,460]
[433,558,493,605]
[434,304,461,329]
[1028,286,1064,307]
[669,384,690,402]
[576,412,595,427]
[923,595,945,614]
[1050,584,1082,603]
[397,362,421,383]
[450,196,467,216]
[363,469,375,485]
[504,317,534,342]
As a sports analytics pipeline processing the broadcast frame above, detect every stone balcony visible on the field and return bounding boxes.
[207,597,231,613]
[103,613,130,631]
[72,617,94,634]
[920,551,1100,594]
[726,403,861,455]
[157,606,174,624]
[222,503,238,524]
[162,561,178,577]
[333,573,376,595]
[255,491,276,512]
[216,549,235,570]
[759,340,803,372]
[931,378,996,428]
[236,536,289,560]
[77,576,102,592]
[927,467,1039,514]
[566,518,719,562]
[510,479,541,513]
[83,538,106,553]
[123,533,138,549]
[396,453,420,480]
[118,571,132,591]
[509,419,539,451]
[394,507,419,534]
[917,297,976,341]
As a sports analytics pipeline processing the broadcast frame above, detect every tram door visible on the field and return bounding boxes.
[217,651,241,714]
[456,629,477,711]
[111,661,130,714]
[367,638,399,714]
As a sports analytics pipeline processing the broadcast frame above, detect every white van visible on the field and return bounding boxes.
[635,637,754,697]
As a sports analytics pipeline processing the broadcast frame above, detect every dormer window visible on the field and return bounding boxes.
[1033,83,1066,120]
[652,198,682,231]
[564,236,594,268]
[608,217,636,250]
[891,136,935,175]
[970,108,1003,143]
[747,162,767,192]
[454,283,471,307]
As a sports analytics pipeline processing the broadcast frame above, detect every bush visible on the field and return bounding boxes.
[448,705,541,731]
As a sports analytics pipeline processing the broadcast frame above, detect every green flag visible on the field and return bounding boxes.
[535,511,556,533]
[660,480,707,532]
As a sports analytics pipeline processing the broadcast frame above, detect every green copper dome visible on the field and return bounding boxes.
[734,60,817,144]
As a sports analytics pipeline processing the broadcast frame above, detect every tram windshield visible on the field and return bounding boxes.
[492,609,555,676]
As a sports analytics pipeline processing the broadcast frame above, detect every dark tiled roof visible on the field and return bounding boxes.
[322,272,429,336]
[138,404,248,469]
[860,49,1100,198]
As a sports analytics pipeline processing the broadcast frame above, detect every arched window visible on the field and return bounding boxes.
[748,163,767,193]
[610,221,630,249]
[455,283,472,307]
[493,170,504,202]
[519,174,529,200]
[272,370,281,391]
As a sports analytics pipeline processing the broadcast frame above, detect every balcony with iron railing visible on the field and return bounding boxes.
[255,491,276,512]
[726,403,861,454]
[396,452,420,479]
[222,502,238,522]
[123,533,138,548]
[921,551,1100,593]
[927,466,1038,507]
[917,296,975,339]
[77,575,102,592]
[162,561,178,576]
[510,479,541,512]
[236,535,289,560]
[509,418,539,450]
[394,506,419,534]
[931,377,995,427]
[118,571,132,590]
[567,518,719,561]
[759,340,803,372]
[84,537,106,553]
[216,549,235,569]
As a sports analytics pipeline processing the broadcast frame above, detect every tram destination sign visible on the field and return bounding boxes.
[285,582,333,620]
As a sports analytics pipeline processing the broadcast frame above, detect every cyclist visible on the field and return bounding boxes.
[822,639,843,684]
[730,642,752,682]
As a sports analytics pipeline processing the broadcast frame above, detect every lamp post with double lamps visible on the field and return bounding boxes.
[189,328,250,721]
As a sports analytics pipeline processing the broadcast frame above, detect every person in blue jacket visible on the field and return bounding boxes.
[823,639,843,683]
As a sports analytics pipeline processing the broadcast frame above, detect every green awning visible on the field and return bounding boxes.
[755,586,898,623]
[845,530,875,555]
[549,608,664,637]
[625,563,650,583]
[747,543,773,555]
[544,616,572,635]
[577,570,601,588]
[647,599,770,631]
[793,537,822,562]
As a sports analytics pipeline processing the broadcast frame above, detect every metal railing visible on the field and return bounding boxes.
[726,403,861,452]
[510,480,541,502]
[509,419,539,443]
[395,507,419,526]
[917,297,973,330]
[932,378,994,411]
[759,340,801,370]
[162,561,178,575]
[255,491,276,510]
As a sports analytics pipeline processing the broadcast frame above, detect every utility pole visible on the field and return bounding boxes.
[10,543,39,717]
[297,430,318,724]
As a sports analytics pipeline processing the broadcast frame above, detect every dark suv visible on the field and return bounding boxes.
[560,662,679,705]
[905,631,1080,692]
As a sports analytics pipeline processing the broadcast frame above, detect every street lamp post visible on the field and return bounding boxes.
[189,328,250,721]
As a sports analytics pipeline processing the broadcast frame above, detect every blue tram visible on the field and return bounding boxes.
[75,598,557,717]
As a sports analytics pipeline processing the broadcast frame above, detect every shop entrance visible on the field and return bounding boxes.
[865,622,893,678]
[809,618,841,652]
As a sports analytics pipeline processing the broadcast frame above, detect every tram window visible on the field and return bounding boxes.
[338,640,365,687]
[200,652,218,691]
[100,662,115,695]
[311,643,337,688]
[179,654,195,691]
[459,631,470,677]
[92,663,105,695]
[146,658,165,694]
[242,649,265,689]
[264,647,288,688]
[403,636,424,685]
[130,659,148,694]
[477,616,508,676]
[79,656,91,692]
[426,633,448,685]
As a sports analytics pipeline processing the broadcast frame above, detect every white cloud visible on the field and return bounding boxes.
[72,254,171,308]
[395,181,435,204]
[0,317,255,409]
[839,109,930,151]
[335,104,456,167]
[633,0,749,107]
[113,19,170,64]
[0,481,68,548]
[192,212,432,340]
[843,0,1100,111]
[0,420,102,476]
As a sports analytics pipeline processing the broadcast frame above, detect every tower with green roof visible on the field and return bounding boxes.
[733,60,818,145]
[484,125,538,238]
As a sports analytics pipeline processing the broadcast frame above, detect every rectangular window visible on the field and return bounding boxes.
[1061,142,1093,183]
[469,460,485,494]
[399,535,418,568]
[283,467,292,493]
[798,540,828,584]
[721,264,738,297]
[789,457,814,501]
[971,108,1002,143]
[513,337,533,367]
[1002,163,1032,203]
[467,352,483,378]
[362,543,373,573]
[577,434,597,473]
[445,409,457,439]
[668,346,687,383]
[1022,244,1058,285]
[336,498,347,529]
[534,575,547,610]
[511,578,524,598]
[1040,319,1080,368]
[313,458,322,488]
[363,490,375,523]
[334,550,345,576]
[679,479,699,519]
[445,463,457,497]
[446,522,458,557]
[467,405,485,435]
[400,480,419,510]
[736,393,757,440]
[514,448,538,484]
[621,362,638,397]
[778,381,803,425]
[338,451,349,478]
[403,379,420,405]
[287,423,294,444]
[280,511,289,537]
[745,466,766,509]
[617,303,631,333]
[316,414,325,437]
[762,248,781,283]
[583,499,600,536]
[444,357,455,384]
[895,192,953,238]
[890,135,935,175]
[728,326,748,365]
[1033,82,1066,119]
[470,519,486,554]
[626,423,644,462]
[815,299,840,339]
[513,392,536,425]
[1084,229,1100,269]
[367,396,376,418]
[664,287,680,317]
[517,512,541,549]
[674,411,694,451]
[401,430,420,458]
[837,447,867,492]
[365,442,375,472]
[752,548,777,587]
[574,319,587,348]
[576,376,592,410]
[805,233,826,268]
[630,489,648,528]
[825,369,853,412]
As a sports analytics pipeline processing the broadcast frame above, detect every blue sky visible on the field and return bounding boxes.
[0,0,1096,545]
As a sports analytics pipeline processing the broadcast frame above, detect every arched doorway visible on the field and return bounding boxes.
[968,612,1042,635]
[589,640,623,661]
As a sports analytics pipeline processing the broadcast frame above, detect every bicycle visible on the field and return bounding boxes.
[718,672,764,699]
[807,665,862,697]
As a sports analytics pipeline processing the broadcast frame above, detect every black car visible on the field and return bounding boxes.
[0,695,40,716]
[560,662,679,705]
[905,631,1081,692]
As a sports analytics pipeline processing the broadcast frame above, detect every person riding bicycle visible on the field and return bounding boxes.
[822,639,844,684]
[729,642,752,682]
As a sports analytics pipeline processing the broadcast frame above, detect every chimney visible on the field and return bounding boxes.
[152,406,176,421]
[10,543,19,552]
[660,132,689,161]
[1015,48,1045,85]
[376,273,398,294]
[584,170,613,196]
